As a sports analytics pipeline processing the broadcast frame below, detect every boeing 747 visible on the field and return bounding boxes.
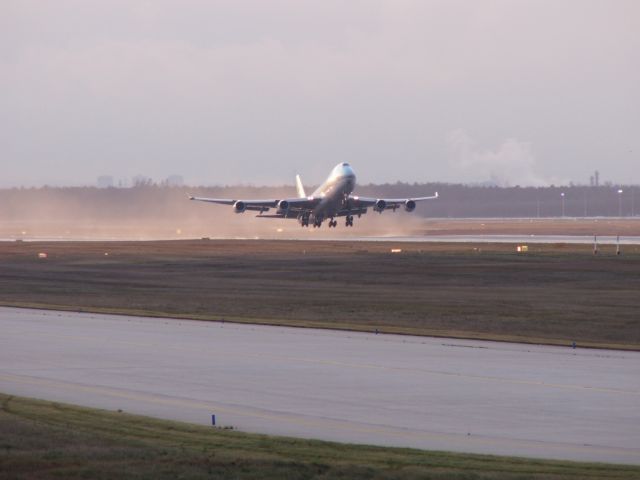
[189,163,438,228]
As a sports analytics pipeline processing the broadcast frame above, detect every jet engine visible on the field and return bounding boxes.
[277,200,290,214]
[374,199,387,213]
[404,200,416,212]
[233,201,246,213]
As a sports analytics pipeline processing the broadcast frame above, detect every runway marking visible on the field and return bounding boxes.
[2,371,639,462]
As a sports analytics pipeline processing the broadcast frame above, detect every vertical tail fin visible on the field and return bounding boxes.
[295,174,307,198]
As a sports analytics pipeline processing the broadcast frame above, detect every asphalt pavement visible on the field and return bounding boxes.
[1,307,639,464]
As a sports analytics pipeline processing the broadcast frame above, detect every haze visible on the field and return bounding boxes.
[2,0,638,188]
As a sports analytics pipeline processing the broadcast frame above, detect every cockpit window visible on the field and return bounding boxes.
[342,162,350,166]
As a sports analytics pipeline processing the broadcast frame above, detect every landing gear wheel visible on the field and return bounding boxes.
[345,215,354,227]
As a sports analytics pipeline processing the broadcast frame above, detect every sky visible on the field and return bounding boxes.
[2,0,639,188]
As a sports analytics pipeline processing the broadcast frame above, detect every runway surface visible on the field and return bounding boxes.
[1,307,639,464]
[4,234,640,244]
[361,234,640,244]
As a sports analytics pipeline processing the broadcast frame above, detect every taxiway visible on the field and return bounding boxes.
[1,307,639,464]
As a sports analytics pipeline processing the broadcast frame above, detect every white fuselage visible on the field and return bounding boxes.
[310,163,356,219]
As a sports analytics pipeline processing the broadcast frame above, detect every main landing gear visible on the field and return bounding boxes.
[300,214,354,228]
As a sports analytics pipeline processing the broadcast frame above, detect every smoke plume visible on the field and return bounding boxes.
[446,129,550,187]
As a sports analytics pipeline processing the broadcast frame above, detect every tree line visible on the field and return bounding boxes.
[0,183,638,220]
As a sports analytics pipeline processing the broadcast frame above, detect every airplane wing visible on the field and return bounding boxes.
[189,196,276,207]
[347,192,438,212]
[189,195,322,215]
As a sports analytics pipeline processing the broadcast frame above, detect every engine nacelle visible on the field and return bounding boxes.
[404,199,416,212]
[233,201,246,213]
[277,199,290,213]
[374,199,387,213]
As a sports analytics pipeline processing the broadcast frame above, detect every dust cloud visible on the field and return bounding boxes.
[0,186,424,241]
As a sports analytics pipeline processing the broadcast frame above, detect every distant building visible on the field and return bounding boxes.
[132,175,152,187]
[97,175,114,188]
[165,175,184,187]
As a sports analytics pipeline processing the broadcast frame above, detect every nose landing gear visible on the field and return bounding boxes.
[345,215,354,227]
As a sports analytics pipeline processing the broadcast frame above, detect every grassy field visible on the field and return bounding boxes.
[2,393,639,480]
[1,239,639,349]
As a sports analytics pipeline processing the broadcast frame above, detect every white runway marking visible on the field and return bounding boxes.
[1,307,639,464]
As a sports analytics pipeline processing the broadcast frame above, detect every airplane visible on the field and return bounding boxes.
[189,162,438,228]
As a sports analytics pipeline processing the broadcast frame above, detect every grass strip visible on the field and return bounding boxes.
[1,240,640,350]
[2,393,639,479]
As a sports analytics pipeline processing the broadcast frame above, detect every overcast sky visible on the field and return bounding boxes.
[2,0,638,187]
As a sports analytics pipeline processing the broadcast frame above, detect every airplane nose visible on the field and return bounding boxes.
[343,165,355,177]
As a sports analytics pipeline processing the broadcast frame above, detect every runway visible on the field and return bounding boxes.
[1,307,639,464]
[360,234,640,244]
[4,234,640,244]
